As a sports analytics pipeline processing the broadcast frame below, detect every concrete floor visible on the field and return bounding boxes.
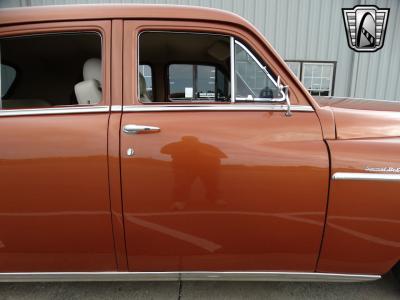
[0,273,399,300]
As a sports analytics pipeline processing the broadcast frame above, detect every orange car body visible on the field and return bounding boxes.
[0,4,398,281]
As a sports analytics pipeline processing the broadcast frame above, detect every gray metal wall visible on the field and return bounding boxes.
[1,0,399,101]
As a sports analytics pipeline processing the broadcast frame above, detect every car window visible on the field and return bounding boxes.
[0,32,102,110]
[139,32,231,103]
[138,31,282,104]
[234,41,281,101]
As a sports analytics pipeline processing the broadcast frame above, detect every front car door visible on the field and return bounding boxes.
[121,20,329,272]
[0,21,115,271]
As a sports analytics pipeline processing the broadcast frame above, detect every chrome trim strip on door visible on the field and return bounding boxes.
[0,106,109,117]
[332,172,400,181]
[111,105,122,112]
[123,104,313,112]
[0,104,313,116]
[0,271,380,282]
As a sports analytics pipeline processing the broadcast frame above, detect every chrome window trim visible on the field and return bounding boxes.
[0,105,109,117]
[111,105,122,112]
[332,172,400,181]
[234,40,286,102]
[234,40,279,87]
[0,271,380,282]
[123,104,313,112]
[230,36,235,103]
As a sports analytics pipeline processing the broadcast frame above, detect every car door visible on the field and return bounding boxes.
[0,21,115,272]
[120,21,329,272]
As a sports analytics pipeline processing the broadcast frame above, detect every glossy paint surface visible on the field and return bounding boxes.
[3,4,399,277]
[315,96,400,112]
[120,110,329,271]
[0,113,116,272]
[318,139,400,274]
[108,19,128,270]
[331,108,400,140]
[0,19,115,272]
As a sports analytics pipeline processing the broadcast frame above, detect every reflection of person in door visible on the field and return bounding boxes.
[161,136,227,210]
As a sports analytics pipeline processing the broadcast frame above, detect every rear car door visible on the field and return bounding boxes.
[0,21,115,272]
[120,20,329,272]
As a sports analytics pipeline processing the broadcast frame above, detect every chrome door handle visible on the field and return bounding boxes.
[123,124,160,134]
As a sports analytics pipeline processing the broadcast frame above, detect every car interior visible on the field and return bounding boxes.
[138,31,281,103]
[0,32,102,109]
[138,32,231,103]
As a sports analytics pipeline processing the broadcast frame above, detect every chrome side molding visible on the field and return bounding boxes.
[332,172,400,181]
[0,105,109,117]
[111,105,123,112]
[123,104,313,113]
[0,104,313,117]
[0,271,380,282]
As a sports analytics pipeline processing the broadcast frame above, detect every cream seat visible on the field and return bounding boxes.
[74,58,102,105]
[139,72,151,102]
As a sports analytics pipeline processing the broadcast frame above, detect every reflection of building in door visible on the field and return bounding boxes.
[161,136,227,209]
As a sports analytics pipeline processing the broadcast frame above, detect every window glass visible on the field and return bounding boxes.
[0,32,102,109]
[216,68,229,101]
[169,64,194,100]
[302,63,334,96]
[139,64,153,101]
[197,65,216,99]
[235,41,281,101]
[139,32,230,103]
[169,64,218,101]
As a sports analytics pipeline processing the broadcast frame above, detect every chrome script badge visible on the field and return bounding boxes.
[342,5,389,52]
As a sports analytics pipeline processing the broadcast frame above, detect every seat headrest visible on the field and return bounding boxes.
[139,72,151,102]
[83,58,102,84]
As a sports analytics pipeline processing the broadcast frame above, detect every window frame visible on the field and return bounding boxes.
[137,30,285,105]
[0,20,110,114]
[286,60,336,96]
[233,39,284,102]
[0,31,104,109]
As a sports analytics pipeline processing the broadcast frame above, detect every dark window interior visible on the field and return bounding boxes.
[0,32,101,109]
[139,32,230,103]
